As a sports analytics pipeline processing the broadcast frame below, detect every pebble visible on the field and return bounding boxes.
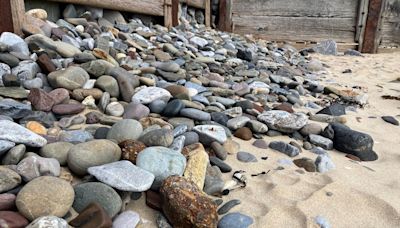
[234,127,253,141]
[315,154,335,173]
[252,139,269,149]
[0,211,29,228]
[0,167,21,193]
[218,199,241,215]
[39,142,73,165]
[382,116,399,126]
[26,216,68,228]
[211,142,228,160]
[193,125,227,145]
[0,120,47,147]
[105,101,124,117]
[139,129,174,147]
[180,108,211,121]
[69,202,112,228]
[112,211,141,228]
[183,143,209,189]
[309,134,334,150]
[132,87,171,104]
[218,212,254,228]
[269,141,300,157]
[258,111,308,133]
[293,157,317,172]
[2,144,26,165]
[16,156,61,182]
[106,119,143,143]
[209,156,232,173]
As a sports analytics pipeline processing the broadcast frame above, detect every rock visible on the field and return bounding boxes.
[59,130,93,143]
[0,87,29,99]
[0,120,47,147]
[27,89,54,112]
[0,193,16,210]
[0,211,29,228]
[193,125,227,145]
[73,182,122,218]
[211,142,228,160]
[47,66,89,90]
[309,134,333,150]
[69,202,112,227]
[0,140,16,155]
[52,104,85,115]
[149,100,167,114]
[211,112,229,126]
[382,116,399,126]
[25,34,81,58]
[23,78,43,90]
[2,144,26,165]
[112,211,140,228]
[105,102,124,117]
[315,154,335,173]
[293,158,316,172]
[132,87,171,104]
[39,142,73,166]
[16,176,74,221]
[258,110,308,133]
[237,49,253,62]
[0,99,32,119]
[48,88,70,105]
[218,199,241,215]
[183,143,209,189]
[204,165,224,195]
[252,139,269,149]
[136,146,186,189]
[183,131,199,145]
[180,108,211,121]
[0,167,21,193]
[123,102,150,120]
[209,156,232,173]
[152,61,180,72]
[163,99,185,117]
[269,141,300,157]
[0,32,29,55]
[119,140,146,163]
[95,75,119,97]
[227,116,250,130]
[16,156,61,182]
[312,39,337,55]
[67,139,121,175]
[246,120,268,133]
[139,129,174,147]
[218,212,254,228]
[26,216,68,228]
[234,127,253,140]
[107,119,143,143]
[300,123,323,136]
[25,121,46,135]
[157,213,173,228]
[237,152,257,163]
[329,123,377,161]
[160,176,218,228]
[88,161,155,192]
[317,103,346,116]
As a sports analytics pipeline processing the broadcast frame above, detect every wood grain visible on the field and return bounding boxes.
[10,0,25,35]
[362,0,385,53]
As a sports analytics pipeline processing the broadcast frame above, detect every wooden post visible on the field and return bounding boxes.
[172,0,180,27]
[361,0,385,53]
[10,0,25,35]
[356,0,370,51]
[204,0,211,27]
[0,0,14,34]
[218,0,232,32]
[164,0,173,28]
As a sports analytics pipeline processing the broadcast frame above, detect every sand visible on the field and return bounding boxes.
[129,52,400,227]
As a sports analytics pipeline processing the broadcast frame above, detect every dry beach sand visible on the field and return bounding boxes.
[131,52,400,228]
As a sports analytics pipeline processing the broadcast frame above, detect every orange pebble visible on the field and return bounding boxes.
[26,121,47,135]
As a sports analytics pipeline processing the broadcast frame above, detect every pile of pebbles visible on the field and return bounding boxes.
[0,4,381,228]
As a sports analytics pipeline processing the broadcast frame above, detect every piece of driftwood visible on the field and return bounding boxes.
[218,0,232,32]
[362,0,386,53]
[356,0,370,51]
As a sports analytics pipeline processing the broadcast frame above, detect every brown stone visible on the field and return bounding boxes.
[234,127,253,141]
[52,104,85,115]
[118,140,146,163]
[37,52,56,73]
[160,176,218,228]
[293,158,316,172]
[27,88,55,112]
[48,88,70,105]
[139,117,173,129]
[72,88,103,101]
[273,103,294,113]
[85,111,102,124]
[26,121,47,135]
[0,193,16,211]
[165,85,190,100]
[145,190,161,211]
[0,211,29,228]
[69,202,112,228]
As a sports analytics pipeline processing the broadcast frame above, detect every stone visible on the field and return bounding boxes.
[183,131,199,145]
[246,120,269,133]
[317,103,346,116]
[237,48,253,62]
[0,87,29,99]
[59,130,93,144]
[0,167,21,193]
[0,211,29,228]
[26,216,68,228]
[47,66,89,90]
[227,116,250,130]
[119,140,146,163]
[89,160,154,192]
[0,140,16,155]
[149,100,167,114]
[180,108,211,121]
[300,123,323,136]
[16,176,74,221]
[52,104,85,115]
[315,154,335,173]
[382,116,399,126]
[146,190,161,211]
[132,87,171,104]
[73,182,122,218]
[69,202,112,228]
[157,213,173,228]
[95,76,120,97]
[16,156,61,182]
[152,61,180,72]
[204,165,224,195]
[0,32,29,55]
[258,111,308,133]
[123,102,150,120]
[105,102,124,117]
[160,176,218,228]
[309,134,333,150]
[329,123,377,161]
[27,89,54,112]
[2,73,21,86]
[0,120,47,147]
[293,158,317,172]
[136,146,186,189]
[218,212,254,228]
[2,144,26,165]
[163,99,185,117]
[26,121,47,135]
[234,127,253,141]
[193,125,227,145]
[0,193,16,210]
[209,156,232,173]
[237,152,257,163]
[183,143,209,189]
[48,88,70,105]
[252,139,269,149]
[39,142,73,166]
[112,211,140,228]
[25,34,81,58]
[37,52,56,74]
[139,129,174,147]
[218,199,241,215]
[106,119,143,143]
[211,142,228,160]
[0,99,32,119]
[67,139,121,175]
[22,77,42,89]
[269,141,300,157]
[312,39,337,55]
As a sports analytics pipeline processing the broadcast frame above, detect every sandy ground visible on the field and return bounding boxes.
[130,52,400,228]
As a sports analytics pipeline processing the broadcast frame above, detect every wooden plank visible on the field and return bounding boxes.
[47,0,165,16]
[10,0,25,35]
[0,0,14,34]
[205,0,211,27]
[356,0,370,51]
[181,0,205,9]
[379,0,400,47]
[232,15,356,42]
[218,0,232,32]
[231,0,359,18]
[172,0,180,27]
[164,0,173,28]
[361,0,385,53]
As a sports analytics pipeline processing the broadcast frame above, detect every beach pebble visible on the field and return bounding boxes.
[218,199,241,215]
[0,120,47,147]
[112,211,140,228]
[0,211,29,228]
[107,119,143,143]
[2,144,26,165]
[258,110,308,133]
[210,156,232,173]
[382,116,399,126]
[315,154,335,173]
[237,152,258,163]
[252,139,269,149]
[26,216,68,228]
[0,167,21,193]
[69,202,112,227]
[218,212,254,228]
[293,157,317,172]
[139,129,174,147]
[269,141,300,157]
[16,156,61,182]
[193,125,227,145]
[309,134,333,150]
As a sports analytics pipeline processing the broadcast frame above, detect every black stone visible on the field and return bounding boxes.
[210,156,232,173]
[162,99,185,117]
[329,123,378,161]
[382,116,399,126]
[217,199,241,215]
[237,48,253,62]
[94,127,110,139]
[317,103,346,116]
[234,100,253,110]
[211,112,229,126]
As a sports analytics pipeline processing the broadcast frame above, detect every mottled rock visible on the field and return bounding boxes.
[269,141,300,157]
[0,167,21,193]
[258,111,308,133]
[16,156,61,182]
[183,143,209,189]
[26,216,68,228]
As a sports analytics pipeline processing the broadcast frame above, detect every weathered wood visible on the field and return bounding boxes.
[181,0,205,9]
[0,0,14,34]
[356,0,370,51]
[218,0,232,32]
[172,0,180,26]
[362,0,385,53]
[379,0,400,47]
[231,0,359,18]
[164,0,173,28]
[47,0,165,16]
[232,15,356,42]
[205,0,211,27]
[279,42,358,52]
[10,0,25,35]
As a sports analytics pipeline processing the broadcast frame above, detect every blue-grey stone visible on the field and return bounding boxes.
[149,100,167,114]
[107,119,143,143]
[269,141,300,157]
[309,134,333,150]
[182,131,199,146]
[315,154,335,173]
[218,212,254,228]
[310,147,328,155]
[218,199,241,215]
[192,95,209,105]
[315,215,331,228]
[169,135,185,153]
[59,130,93,144]
[173,125,188,137]
[236,152,257,163]
[136,147,186,189]
[0,120,46,147]
[0,140,15,156]
[180,108,211,121]
[0,99,32,119]
[193,125,227,145]
[0,32,30,55]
